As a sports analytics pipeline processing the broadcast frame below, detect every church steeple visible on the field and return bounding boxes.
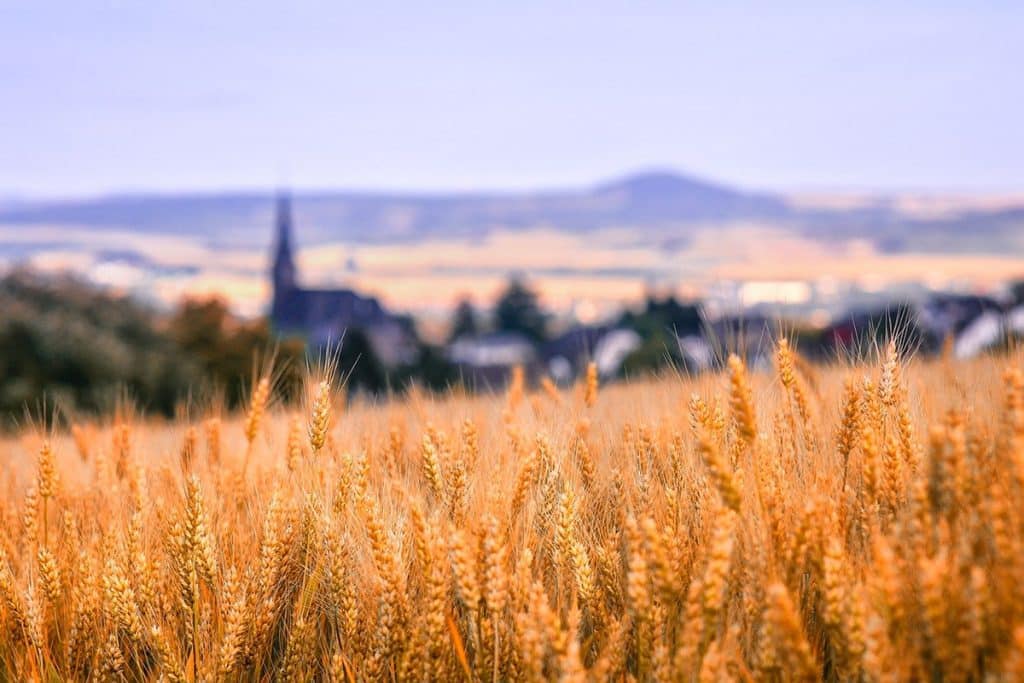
[272,192,297,294]
[271,192,299,328]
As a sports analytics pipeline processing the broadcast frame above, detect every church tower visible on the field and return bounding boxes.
[271,192,298,322]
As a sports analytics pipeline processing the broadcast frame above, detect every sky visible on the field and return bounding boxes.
[2,1,1023,197]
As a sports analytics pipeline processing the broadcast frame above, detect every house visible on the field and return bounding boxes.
[918,294,1021,359]
[541,325,642,383]
[541,325,612,383]
[822,294,1009,360]
[447,331,536,388]
[448,324,643,389]
[916,293,1003,353]
[703,313,775,370]
[269,193,416,365]
[677,334,715,372]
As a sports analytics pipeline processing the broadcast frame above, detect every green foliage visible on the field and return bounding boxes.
[1011,280,1024,306]
[331,328,386,393]
[448,298,479,342]
[620,295,702,337]
[0,270,200,424]
[168,297,306,405]
[395,342,459,393]
[621,327,684,376]
[618,295,700,375]
[0,271,460,426]
[494,277,548,342]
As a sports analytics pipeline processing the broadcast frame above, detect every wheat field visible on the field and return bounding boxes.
[2,341,1024,681]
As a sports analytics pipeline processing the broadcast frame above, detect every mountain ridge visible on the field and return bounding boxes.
[0,170,788,240]
[0,170,1021,255]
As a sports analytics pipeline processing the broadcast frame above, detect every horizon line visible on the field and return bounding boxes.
[4,167,1023,205]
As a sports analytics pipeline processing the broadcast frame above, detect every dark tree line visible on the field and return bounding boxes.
[0,271,454,428]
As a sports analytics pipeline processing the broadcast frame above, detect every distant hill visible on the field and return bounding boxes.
[0,171,788,244]
[1,170,1022,254]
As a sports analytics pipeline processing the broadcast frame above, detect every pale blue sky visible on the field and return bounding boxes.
[1,1,1022,196]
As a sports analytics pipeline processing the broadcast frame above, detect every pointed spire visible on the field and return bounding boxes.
[272,190,297,293]
[275,191,293,253]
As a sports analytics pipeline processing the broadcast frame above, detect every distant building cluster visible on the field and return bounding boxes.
[269,195,1024,388]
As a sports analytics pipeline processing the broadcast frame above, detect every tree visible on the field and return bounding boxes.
[1011,280,1024,306]
[334,329,386,394]
[0,270,198,423]
[494,278,548,342]
[615,295,701,376]
[621,327,685,376]
[448,298,480,342]
[619,295,702,337]
[169,297,305,406]
[394,342,459,393]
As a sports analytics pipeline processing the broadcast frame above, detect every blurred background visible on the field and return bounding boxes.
[2,1,1023,422]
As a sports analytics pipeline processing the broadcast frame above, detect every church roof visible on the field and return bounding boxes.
[269,193,413,358]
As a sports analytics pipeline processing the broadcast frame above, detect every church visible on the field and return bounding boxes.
[269,194,416,366]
